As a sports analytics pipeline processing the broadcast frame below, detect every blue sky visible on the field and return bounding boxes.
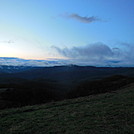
[0,0,134,66]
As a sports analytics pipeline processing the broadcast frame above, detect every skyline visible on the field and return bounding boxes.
[0,0,134,66]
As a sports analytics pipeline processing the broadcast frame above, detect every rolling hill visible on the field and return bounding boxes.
[0,83,134,134]
[1,65,134,85]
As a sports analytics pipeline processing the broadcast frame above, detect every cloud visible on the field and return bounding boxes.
[53,43,113,60]
[52,43,134,67]
[63,13,100,23]
[0,40,14,44]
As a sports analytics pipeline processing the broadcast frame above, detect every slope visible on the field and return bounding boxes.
[0,84,134,134]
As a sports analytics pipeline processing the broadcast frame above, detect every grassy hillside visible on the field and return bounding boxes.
[0,84,134,134]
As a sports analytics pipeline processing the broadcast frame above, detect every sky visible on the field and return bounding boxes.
[0,0,134,66]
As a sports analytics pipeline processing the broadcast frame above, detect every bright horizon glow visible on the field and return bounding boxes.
[0,56,67,60]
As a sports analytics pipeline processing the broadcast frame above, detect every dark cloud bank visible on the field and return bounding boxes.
[53,43,134,67]
[63,13,100,23]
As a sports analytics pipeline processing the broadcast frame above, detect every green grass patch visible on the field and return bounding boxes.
[0,84,134,134]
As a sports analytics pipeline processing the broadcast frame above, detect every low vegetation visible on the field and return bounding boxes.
[68,75,134,98]
[0,75,134,109]
[0,83,134,134]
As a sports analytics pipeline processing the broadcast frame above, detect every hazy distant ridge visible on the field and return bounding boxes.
[0,57,69,67]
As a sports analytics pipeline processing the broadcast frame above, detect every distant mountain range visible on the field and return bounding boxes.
[0,57,132,67]
[0,57,70,67]
[0,64,134,85]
